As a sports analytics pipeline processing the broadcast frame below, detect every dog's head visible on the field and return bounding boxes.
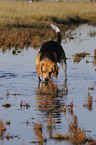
[36,59,59,81]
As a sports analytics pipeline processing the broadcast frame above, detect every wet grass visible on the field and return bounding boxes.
[0,25,56,52]
[20,100,30,109]
[0,120,6,132]
[62,100,74,115]
[32,113,96,144]
[34,82,96,144]
[0,1,96,50]
[83,92,93,110]
[94,49,96,65]
[73,52,90,63]
[0,120,19,140]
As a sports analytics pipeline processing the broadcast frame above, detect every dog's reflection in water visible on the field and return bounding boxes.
[35,81,68,138]
[37,81,58,95]
[36,80,68,111]
[36,81,61,119]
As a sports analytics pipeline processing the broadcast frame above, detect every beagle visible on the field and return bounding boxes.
[36,24,67,82]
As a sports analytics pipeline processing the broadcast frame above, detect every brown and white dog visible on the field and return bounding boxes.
[36,24,67,82]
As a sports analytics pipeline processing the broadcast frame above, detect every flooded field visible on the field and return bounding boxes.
[0,24,96,145]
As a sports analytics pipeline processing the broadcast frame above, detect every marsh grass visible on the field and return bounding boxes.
[0,1,96,26]
[0,1,96,49]
[94,49,96,65]
[73,52,90,63]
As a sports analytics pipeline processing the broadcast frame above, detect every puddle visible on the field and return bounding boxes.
[0,24,96,145]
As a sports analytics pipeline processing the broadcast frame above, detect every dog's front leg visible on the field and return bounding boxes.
[38,76,41,82]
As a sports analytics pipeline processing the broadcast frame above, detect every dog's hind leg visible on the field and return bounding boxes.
[60,60,67,81]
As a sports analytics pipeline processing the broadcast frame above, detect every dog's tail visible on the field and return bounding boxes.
[50,24,61,44]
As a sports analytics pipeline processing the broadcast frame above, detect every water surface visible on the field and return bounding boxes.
[0,24,96,145]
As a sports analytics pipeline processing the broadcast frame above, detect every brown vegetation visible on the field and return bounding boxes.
[0,2,96,51]
[62,100,74,115]
[67,115,86,144]
[93,49,96,65]
[33,123,44,142]
[73,52,90,63]
[2,103,11,108]
[0,24,56,52]
[20,100,30,109]
[83,89,94,110]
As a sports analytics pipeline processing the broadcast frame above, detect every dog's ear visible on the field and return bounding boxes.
[52,64,59,78]
[36,62,43,76]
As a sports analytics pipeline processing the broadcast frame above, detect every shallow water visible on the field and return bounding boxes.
[0,24,96,145]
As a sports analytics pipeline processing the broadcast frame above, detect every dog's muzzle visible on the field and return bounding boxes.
[44,78,49,82]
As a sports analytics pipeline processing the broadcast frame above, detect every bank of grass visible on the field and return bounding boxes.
[0,1,96,26]
[0,1,96,50]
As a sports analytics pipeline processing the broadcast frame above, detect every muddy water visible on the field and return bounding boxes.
[0,24,96,145]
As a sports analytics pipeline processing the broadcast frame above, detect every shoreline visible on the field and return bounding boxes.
[0,2,96,51]
[0,19,95,52]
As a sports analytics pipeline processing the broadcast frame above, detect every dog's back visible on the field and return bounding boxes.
[40,40,66,64]
[39,24,66,64]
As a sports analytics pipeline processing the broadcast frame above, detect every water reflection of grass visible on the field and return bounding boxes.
[0,2,96,50]
[0,120,20,140]
[34,80,96,144]
[32,113,96,144]
[94,49,96,65]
